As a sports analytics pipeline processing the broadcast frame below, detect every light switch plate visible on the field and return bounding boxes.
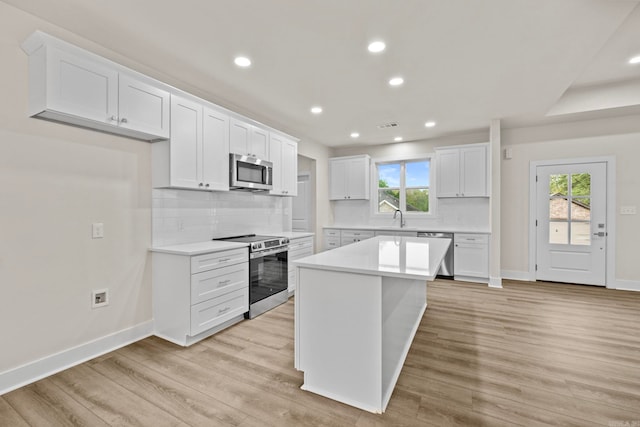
[620,206,636,215]
[92,222,104,238]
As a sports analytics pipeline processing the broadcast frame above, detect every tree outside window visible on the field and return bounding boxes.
[377,160,430,213]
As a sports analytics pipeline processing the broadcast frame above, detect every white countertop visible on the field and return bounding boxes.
[324,225,489,234]
[277,231,315,239]
[294,236,451,281]
[150,240,249,256]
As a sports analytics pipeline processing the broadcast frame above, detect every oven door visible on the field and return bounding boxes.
[249,247,288,305]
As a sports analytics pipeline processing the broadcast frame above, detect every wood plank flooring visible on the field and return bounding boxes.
[2,279,640,426]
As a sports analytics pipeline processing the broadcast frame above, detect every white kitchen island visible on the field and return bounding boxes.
[293,236,451,413]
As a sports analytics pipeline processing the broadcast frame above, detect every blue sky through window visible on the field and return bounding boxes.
[378,163,400,187]
[406,161,430,187]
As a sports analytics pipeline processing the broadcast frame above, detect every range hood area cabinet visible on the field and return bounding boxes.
[229,118,270,160]
[21,31,170,142]
[153,95,230,191]
[329,155,371,200]
[435,143,489,198]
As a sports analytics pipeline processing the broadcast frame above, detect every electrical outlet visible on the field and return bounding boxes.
[92,223,104,239]
[620,206,637,215]
[92,289,109,308]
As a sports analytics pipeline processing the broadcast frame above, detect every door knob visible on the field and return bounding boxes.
[120,118,128,123]
[592,232,606,237]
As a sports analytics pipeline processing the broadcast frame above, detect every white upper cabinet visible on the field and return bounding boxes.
[229,117,269,160]
[21,31,170,141]
[153,94,229,191]
[329,155,370,200]
[269,133,298,196]
[436,144,489,198]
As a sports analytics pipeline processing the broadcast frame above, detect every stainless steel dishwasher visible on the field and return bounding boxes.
[417,232,454,278]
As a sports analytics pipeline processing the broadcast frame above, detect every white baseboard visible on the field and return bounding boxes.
[0,320,153,396]
[488,276,503,288]
[501,270,534,281]
[612,279,640,292]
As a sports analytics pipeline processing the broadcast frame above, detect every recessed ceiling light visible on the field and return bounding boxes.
[629,55,640,65]
[310,106,323,114]
[389,77,404,86]
[394,136,403,142]
[367,41,386,53]
[424,121,436,128]
[350,132,360,138]
[234,56,251,67]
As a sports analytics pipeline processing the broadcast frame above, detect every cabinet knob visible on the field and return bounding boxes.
[205,183,210,188]
[109,115,118,121]
[198,183,204,187]
[120,117,128,124]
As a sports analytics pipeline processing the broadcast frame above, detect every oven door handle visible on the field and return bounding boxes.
[250,246,288,259]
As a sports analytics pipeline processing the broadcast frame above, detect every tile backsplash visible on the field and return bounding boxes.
[152,189,292,246]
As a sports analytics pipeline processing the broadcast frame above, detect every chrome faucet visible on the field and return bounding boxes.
[393,209,405,228]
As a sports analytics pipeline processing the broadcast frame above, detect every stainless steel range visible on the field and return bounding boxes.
[213,234,289,319]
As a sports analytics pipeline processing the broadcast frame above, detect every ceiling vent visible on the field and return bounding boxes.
[377,122,399,129]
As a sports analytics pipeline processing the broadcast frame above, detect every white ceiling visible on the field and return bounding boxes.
[4,0,640,146]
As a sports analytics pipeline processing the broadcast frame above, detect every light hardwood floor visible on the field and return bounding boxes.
[2,279,640,426]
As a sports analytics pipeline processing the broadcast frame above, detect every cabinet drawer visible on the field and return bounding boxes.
[324,229,341,238]
[190,288,248,336]
[191,248,248,274]
[341,230,374,239]
[325,238,341,250]
[191,262,248,305]
[288,238,314,253]
[455,234,489,244]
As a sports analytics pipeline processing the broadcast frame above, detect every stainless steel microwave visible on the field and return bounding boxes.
[229,153,273,191]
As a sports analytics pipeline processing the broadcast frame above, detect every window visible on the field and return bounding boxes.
[376,159,431,214]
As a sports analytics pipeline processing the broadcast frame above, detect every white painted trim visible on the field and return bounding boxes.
[488,276,503,288]
[501,270,534,281]
[528,156,616,287]
[613,279,640,292]
[0,321,153,396]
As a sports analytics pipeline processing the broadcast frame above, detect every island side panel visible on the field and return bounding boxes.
[381,277,427,410]
[296,267,383,413]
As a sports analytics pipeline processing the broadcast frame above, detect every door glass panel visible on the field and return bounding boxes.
[549,198,569,220]
[571,173,591,197]
[571,198,591,220]
[549,174,568,196]
[571,222,591,245]
[549,221,569,244]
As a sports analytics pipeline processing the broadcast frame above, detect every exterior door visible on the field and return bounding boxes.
[536,162,607,285]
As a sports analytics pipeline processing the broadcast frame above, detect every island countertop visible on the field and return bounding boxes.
[293,236,451,281]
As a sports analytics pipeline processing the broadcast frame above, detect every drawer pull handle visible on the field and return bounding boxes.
[218,258,231,263]
[219,279,231,286]
[218,306,231,314]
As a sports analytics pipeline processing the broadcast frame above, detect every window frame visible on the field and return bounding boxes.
[372,155,435,217]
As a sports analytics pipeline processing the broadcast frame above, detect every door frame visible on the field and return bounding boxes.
[528,156,616,288]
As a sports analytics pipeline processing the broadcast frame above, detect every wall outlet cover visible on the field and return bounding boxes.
[620,206,636,215]
[92,289,109,308]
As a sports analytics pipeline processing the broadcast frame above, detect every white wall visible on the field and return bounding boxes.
[501,116,640,282]
[0,3,152,375]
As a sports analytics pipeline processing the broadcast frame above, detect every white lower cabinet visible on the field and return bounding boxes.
[454,233,489,281]
[153,247,249,346]
[341,230,375,246]
[287,236,314,294]
[323,228,341,251]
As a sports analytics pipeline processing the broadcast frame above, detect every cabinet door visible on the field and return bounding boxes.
[454,243,489,278]
[329,159,347,200]
[268,134,284,195]
[250,127,270,159]
[229,117,250,155]
[118,74,170,138]
[202,107,230,191]
[436,149,460,197]
[346,157,369,200]
[281,139,298,196]
[48,48,118,124]
[460,146,488,197]
[169,95,202,189]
